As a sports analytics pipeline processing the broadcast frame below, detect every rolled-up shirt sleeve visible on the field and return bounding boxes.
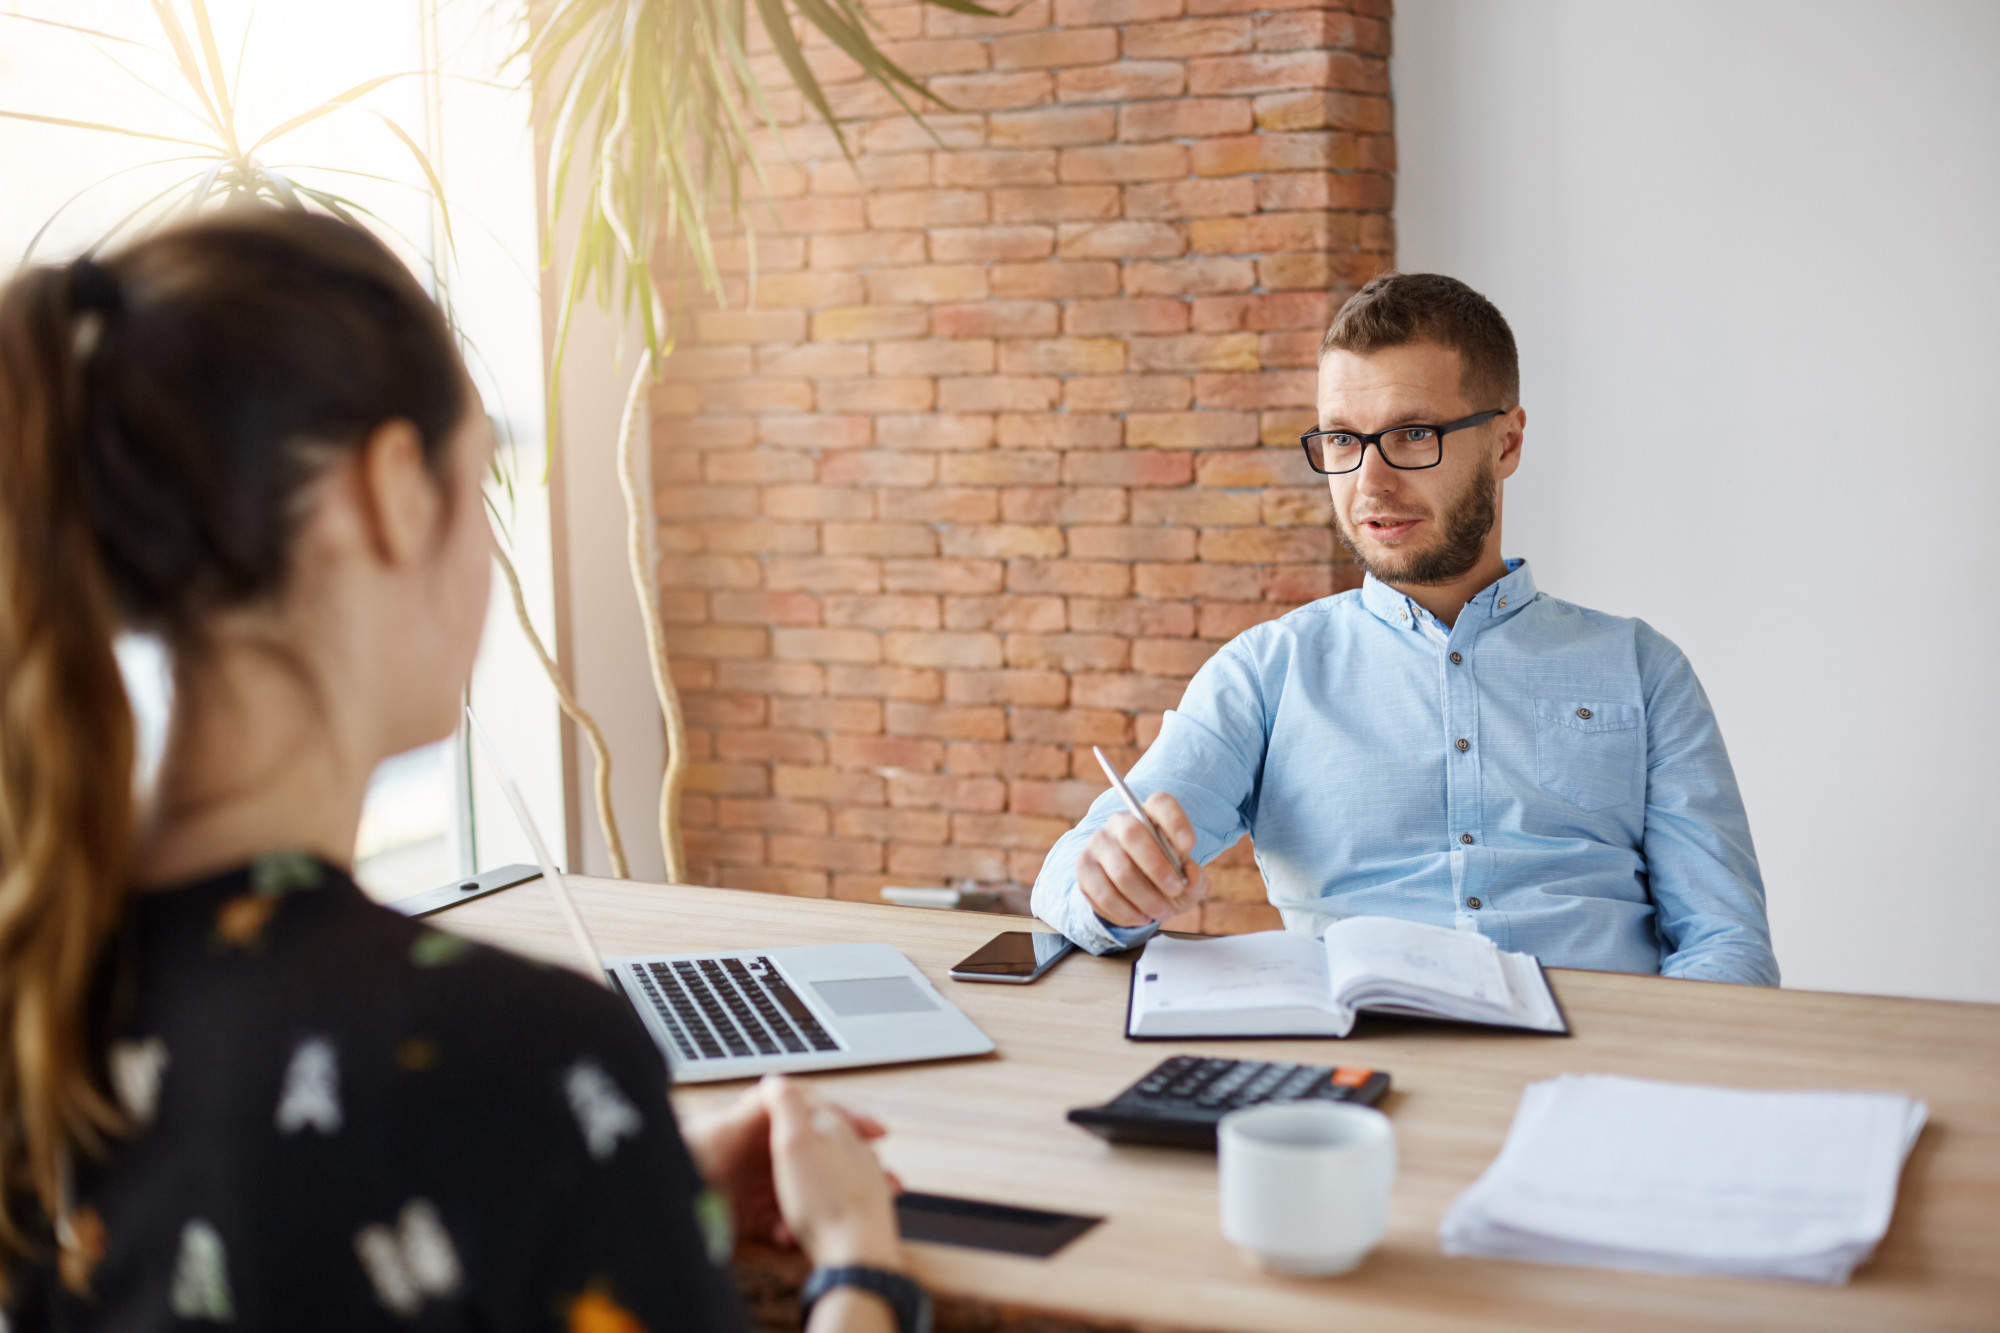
[1032,641,1269,954]
[1636,624,1781,986]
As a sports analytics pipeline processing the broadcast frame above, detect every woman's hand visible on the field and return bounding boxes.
[760,1073,902,1270]
[681,1083,889,1250]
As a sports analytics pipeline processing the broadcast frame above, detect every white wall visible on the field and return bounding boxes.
[1394,1,2000,1002]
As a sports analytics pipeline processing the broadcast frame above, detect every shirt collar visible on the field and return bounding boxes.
[1360,558,1538,634]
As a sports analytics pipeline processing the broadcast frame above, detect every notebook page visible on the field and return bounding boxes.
[1133,932,1332,1016]
[1321,916,1511,1012]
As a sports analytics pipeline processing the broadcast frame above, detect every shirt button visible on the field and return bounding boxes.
[1467,897,1482,910]
[1576,707,1593,720]
[1449,651,1463,665]
[1498,597,1508,608]
[1455,738,1470,752]
[1460,833,1475,845]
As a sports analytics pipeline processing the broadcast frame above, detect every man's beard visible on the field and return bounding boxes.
[1333,457,1498,586]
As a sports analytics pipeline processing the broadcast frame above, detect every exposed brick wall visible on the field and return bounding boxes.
[652,0,1393,933]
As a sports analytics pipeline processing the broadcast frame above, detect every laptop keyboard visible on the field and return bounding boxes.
[629,956,841,1063]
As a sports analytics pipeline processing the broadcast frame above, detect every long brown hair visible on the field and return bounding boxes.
[0,210,465,1265]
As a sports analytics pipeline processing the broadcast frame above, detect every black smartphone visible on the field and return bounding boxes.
[948,931,1077,984]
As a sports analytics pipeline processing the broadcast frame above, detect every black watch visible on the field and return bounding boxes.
[800,1265,932,1333]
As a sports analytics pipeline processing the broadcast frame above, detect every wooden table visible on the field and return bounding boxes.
[439,877,2000,1332]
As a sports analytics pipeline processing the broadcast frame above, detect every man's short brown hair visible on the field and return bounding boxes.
[1318,272,1520,410]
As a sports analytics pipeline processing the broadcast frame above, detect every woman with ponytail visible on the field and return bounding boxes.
[0,212,910,1331]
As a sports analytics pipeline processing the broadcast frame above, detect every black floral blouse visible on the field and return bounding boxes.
[5,853,747,1332]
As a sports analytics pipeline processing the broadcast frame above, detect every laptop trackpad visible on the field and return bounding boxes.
[811,976,938,1017]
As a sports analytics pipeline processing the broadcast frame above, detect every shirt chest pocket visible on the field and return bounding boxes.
[1533,699,1645,812]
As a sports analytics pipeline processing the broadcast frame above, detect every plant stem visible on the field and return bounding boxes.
[492,541,629,879]
[615,353,689,883]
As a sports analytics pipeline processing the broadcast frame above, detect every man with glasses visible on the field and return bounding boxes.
[1032,272,1778,985]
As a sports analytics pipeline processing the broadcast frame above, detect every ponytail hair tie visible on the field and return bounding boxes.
[67,257,122,316]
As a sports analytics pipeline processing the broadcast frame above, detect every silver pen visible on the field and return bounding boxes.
[1092,746,1187,883]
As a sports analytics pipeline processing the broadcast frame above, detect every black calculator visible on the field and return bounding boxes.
[1066,1055,1392,1150]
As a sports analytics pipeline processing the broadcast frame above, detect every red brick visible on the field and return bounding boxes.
[1261,487,1331,526]
[928,226,1055,263]
[1260,329,1321,367]
[1063,375,1192,411]
[1064,298,1189,336]
[926,0,1051,37]
[886,843,1010,881]
[886,774,1008,812]
[770,697,885,733]
[875,414,998,451]
[808,231,927,270]
[1062,450,1194,487]
[939,524,1066,559]
[729,662,828,696]
[1191,131,1357,176]
[996,414,1123,449]
[934,148,1058,188]
[683,761,771,795]
[1068,525,1197,561]
[775,765,887,803]
[1057,220,1187,261]
[1256,170,1393,213]
[814,379,935,415]
[989,105,1118,148]
[867,188,990,229]
[990,185,1122,222]
[1054,0,1181,23]
[999,337,1126,376]
[717,798,829,834]
[765,556,882,593]
[770,626,879,664]
[1194,447,1306,488]
[1056,60,1187,103]
[1191,290,1335,332]
[1190,211,1357,255]
[770,834,884,873]
[945,740,1071,779]
[1260,408,1318,447]
[817,451,937,487]
[881,629,1005,669]
[696,308,808,344]
[761,414,872,449]
[683,692,768,728]
[937,375,1063,412]
[830,734,947,771]
[1187,51,1387,97]
[952,811,1072,849]
[706,449,813,486]
[660,345,752,380]
[671,416,758,450]
[757,343,871,379]
[658,485,756,520]
[1006,558,1133,596]
[1259,249,1390,292]
[836,807,952,843]
[1058,142,1188,182]
[879,487,1001,523]
[1008,778,1109,819]
[1193,369,1317,408]
[711,591,823,626]
[885,701,1010,741]
[758,486,870,522]
[811,153,934,194]
[699,379,812,413]
[1124,256,1256,296]
[1129,332,1260,372]
[1198,527,1333,563]
[684,828,765,864]
[998,486,1127,524]
[942,595,1069,632]
[742,270,868,307]
[873,339,995,377]
[1134,561,1260,599]
[1009,707,1131,747]
[1118,98,1252,141]
[1121,17,1252,59]
[822,522,937,558]
[821,594,942,632]
[1199,601,1296,639]
[865,265,990,305]
[1253,90,1393,135]
[1133,637,1223,675]
[990,261,1121,300]
[812,306,930,342]
[933,301,1060,339]
[764,195,869,235]
[1004,632,1130,671]
[716,728,827,765]
[944,669,1070,706]
[1068,598,1196,637]
[1122,177,1258,219]
[1124,411,1259,448]
[991,27,1120,69]
[882,558,1005,594]
[1071,672,1192,713]
[1255,10,1388,54]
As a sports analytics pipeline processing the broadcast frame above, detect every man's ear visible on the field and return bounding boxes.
[1495,406,1527,481]
[356,419,440,568]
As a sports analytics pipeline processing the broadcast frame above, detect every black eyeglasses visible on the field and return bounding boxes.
[1299,409,1505,475]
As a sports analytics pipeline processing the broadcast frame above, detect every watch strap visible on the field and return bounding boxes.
[800,1264,931,1333]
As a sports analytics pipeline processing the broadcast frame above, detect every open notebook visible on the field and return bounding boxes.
[1126,916,1568,1040]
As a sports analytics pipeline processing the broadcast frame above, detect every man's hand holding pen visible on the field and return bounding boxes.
[1076,789,1209,929]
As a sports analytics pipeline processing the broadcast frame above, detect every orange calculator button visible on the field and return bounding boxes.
[1331,1067,1374,1088]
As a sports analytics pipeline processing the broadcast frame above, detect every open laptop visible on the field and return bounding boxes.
[464,711,995,1084]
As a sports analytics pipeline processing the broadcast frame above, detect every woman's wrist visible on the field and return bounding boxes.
[809,1224,903,1272]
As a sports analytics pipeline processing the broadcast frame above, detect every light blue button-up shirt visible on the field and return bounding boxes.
[1032,560,1779,986]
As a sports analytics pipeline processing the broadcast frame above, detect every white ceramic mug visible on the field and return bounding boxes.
[1218,1101,1396,1276]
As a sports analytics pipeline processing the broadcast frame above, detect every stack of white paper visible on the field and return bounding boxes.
[1439,1074,1926,1283]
